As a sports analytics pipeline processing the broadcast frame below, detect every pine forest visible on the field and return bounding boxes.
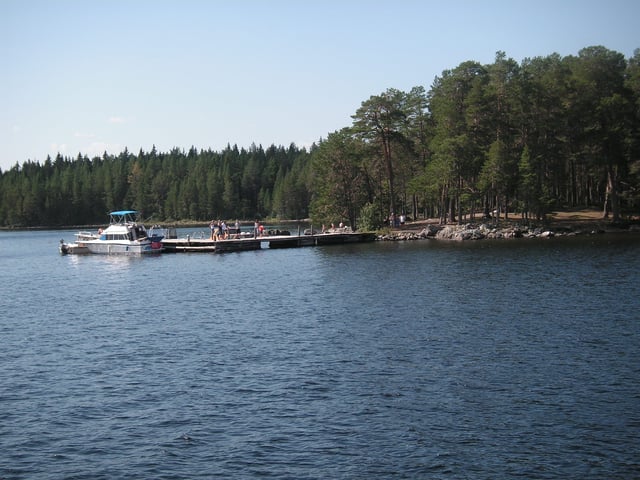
[1,46,640,229]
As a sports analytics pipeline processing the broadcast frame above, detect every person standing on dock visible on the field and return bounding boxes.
[209,220,215,240]
[254,219,259,238]
[216,220,223,241]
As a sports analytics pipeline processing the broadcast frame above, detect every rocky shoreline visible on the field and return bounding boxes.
[377,221,640,241]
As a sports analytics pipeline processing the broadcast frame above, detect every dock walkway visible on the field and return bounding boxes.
[161,232,376,253]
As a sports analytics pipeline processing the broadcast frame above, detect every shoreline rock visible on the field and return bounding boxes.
[376,222,640,241]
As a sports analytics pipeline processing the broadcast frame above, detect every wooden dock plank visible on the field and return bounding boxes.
[161,232,375,253]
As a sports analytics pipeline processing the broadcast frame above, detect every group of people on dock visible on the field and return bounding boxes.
[210,219,241,240]
[208,219,274,240]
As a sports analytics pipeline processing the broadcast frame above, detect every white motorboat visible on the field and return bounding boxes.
[60,210,163,255]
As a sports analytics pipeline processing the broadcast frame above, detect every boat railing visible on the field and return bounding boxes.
[149,225,178,240]
[76,231,100,241]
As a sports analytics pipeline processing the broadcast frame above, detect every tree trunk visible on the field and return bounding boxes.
[440,185,448,224]
[504,194,509,220]
[449,196,456,223]
[605,166,620,222]
[382,136,396,219]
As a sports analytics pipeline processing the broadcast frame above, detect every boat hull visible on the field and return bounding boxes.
[59,242,90,255]
[83,241,162,254]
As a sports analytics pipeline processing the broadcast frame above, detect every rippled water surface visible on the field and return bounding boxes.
[1,230,639,479]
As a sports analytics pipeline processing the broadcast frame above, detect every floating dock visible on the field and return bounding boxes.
[161,232,376,253]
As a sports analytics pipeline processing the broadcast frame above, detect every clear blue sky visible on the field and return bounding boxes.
[1,0,638,171]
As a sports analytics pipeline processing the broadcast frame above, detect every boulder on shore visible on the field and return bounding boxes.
[436,225,485,241]
[377,223,562,241]
[376,218,639,242]
[420,225,440,237]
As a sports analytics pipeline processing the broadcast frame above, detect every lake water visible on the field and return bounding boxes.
[1,229,639,479]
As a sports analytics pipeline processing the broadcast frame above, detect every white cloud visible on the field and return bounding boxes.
[108,116,126,124]
[74,131,96,138]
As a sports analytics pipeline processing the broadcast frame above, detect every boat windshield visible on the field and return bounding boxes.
[133,226,147,239]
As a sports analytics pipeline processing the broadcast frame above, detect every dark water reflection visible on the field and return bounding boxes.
[1,231,639,478]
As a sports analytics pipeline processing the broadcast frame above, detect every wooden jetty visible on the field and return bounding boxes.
[161,237,260,253]
[161,232,376,253]
[268,232,376,248]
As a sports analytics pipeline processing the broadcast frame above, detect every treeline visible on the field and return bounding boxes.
[1,45,639,228]
[311,46,640,228]
[0,144,312,226]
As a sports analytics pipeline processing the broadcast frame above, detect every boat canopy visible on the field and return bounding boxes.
[109,210,140,225]
[110,210,138,216]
